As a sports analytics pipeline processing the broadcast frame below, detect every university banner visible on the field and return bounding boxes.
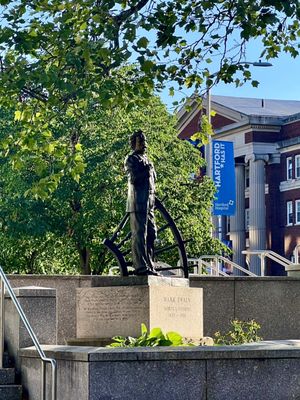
[212,140,236,216]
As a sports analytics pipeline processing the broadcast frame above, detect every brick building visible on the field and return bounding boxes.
[177,95,300,275]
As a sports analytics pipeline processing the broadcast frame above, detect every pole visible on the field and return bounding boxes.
[205,85,212,177]
[205,82,220,239]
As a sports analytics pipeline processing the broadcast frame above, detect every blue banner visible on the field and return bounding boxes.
[212,140,236,216]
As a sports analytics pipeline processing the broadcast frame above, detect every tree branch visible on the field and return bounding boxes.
[21,86,48,102]
[114,0,150,25]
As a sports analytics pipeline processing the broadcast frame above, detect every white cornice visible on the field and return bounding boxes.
[214,121,250,135]
[249,125,281,132]
[235,142,279,158]
[280,179,300,192]
[215,123,281,136]
[283,113,300,125]
[279,144,300,154]
[248,116,284,125]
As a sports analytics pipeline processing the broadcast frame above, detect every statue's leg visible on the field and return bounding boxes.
[147,209,157,269]
[130,211,149,274]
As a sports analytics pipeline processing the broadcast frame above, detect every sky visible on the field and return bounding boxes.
[159,40,300,111]
[213,53,300,100]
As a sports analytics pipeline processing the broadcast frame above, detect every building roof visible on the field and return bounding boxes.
[212,95,300,118]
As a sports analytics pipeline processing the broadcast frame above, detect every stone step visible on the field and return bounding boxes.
[0,384,22,400]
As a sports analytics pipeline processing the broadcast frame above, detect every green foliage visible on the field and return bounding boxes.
[0,0,294,272]
[214,319,262,346]
[107,323,190,347]
[0,96,222,274]
[191,113,215,145]
[0,0,298,188]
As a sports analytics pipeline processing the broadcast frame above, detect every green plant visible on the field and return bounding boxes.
[214,319,262,346]
[107,323,191,348]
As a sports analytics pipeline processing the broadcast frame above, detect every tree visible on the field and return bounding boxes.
[0,0,299,193]
[0,96,222,274]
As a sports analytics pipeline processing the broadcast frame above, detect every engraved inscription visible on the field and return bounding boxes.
[76,286,203,339]
[77,290,144,321]
[163,295,192,319]
[149,286,203,338]
[76,287,149,338]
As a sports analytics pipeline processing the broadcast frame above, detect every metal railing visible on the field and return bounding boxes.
[0,267,57,400]
[187,257,229,276]
[188,255,257,277]
[242,250,293,276]
[293,244,300,264]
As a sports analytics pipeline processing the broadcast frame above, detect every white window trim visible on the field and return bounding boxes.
[296,200,300,225]
[287,157,293,180]
[287,201,293,226]
[295,155,300,179]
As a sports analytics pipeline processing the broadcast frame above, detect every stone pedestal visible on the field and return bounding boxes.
[4,286,56,371]
[285,264,300,277]
[76,277,203,341]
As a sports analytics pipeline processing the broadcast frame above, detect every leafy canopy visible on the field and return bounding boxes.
[0,96,222,274]
[0,0,299,193]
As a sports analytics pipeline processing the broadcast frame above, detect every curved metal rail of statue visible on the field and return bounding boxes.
[103,197,189,278]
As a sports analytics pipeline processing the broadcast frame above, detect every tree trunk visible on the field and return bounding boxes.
[77,246,91,275]
[25,250,38,274]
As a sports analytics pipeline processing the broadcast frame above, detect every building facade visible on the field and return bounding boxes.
[177,95,300,275]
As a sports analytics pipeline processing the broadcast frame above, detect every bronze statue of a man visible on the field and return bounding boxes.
[124,131,158,276]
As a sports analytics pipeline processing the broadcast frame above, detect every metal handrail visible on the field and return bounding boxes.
[242,250,292,267]
[293,244,300,264]
[216,255,257,277]
[188,257,229,276]
[0,267,57,400]
[242,250,292,275]
[198,255,257,276]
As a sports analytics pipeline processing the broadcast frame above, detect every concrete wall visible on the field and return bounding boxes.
[4,287,56,372]
[7,275,300,342]
[7,275,189,344]
[19,341,300,400]
[190,276,300,340]
[7,275,94,344]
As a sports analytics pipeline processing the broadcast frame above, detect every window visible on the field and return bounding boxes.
[296,156,300,179]
[287,201,293,226]
[245,209,250,231]
[245,166,249,188]
[296,200,300,224]
[287,157,293,180]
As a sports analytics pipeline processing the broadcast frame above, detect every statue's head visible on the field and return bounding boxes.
[130,130,147,153]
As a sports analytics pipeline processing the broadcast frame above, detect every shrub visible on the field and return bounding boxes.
[214,319,262,345]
